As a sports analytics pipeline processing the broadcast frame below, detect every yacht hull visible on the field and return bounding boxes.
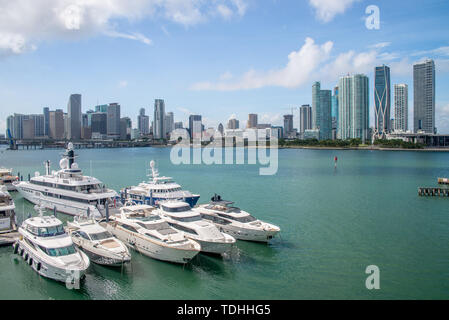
[78,246,130,267]
[105,224,200,264]
[218,225,279,243]
[15,240,89,284]
[192,237,235,255]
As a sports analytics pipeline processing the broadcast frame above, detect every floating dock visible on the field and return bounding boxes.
[418,187,449,197]
[0,232,20,247]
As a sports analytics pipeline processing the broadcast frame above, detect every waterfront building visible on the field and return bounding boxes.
[189,115,202,139]
[227,118,239,130]
[67,94,82,141]
[120,117,132,140]
[165,112,174,136]
[332,87,339,139]
[247,114,258,128]
[154,99,166,140]
[107,103,121,139]
[338,74,370,142]
[175,122,184,130]
[312,82,332,140]
[394,84,408,132]
[300,104,312,134]
[414,59,435,133]
[91,113,107,136]
[43,107,50,137]
[304,129,320,140]
[138,108,150,135]
[374,65,391,138]
[95,104,108,113]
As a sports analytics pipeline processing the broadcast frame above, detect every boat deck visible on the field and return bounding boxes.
[0,231,20,247]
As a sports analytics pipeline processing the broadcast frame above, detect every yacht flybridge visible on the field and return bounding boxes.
[0,186,16,234]
[0,167,18,191]
[120,160,200,207]
[193,194,281,243]
[14,143,120,218]
[14,205,90,284]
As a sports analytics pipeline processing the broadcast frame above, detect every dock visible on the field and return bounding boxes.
[0,231,20,247]
[438,178,449,185]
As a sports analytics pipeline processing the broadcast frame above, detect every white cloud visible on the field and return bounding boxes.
[412,46,449,57]
[118,80,128,88]
[0,0,249,57]
[191,37,333,91]
[309,0,359,23]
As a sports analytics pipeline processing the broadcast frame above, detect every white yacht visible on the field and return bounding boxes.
[67,216,131,267]
[120,161,200,207]
[0,186,16,234]
[155,201,236,255]
[14,143,120,218]
[13,206,90,284]
[0,167,18,191]
[193,194,281,243]
[104,204,201,264]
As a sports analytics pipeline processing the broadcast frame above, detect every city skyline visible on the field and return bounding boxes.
[1,1,449,134]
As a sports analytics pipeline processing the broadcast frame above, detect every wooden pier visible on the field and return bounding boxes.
[0,231,20,247]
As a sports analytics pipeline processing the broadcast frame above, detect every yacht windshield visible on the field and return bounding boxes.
[232,215,257,223]
[38,224,65,237]
[162,205,191,213]
[42,244,77,257]
[89,231,113,241]
[172,215,202,223]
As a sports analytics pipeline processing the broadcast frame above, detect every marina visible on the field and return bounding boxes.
[0,147,449,299]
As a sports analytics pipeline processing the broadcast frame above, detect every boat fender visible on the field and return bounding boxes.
[29,258,33,266]
[13,243,19,254]
[24,253,29,261]
[19,248,24,256]
[36,262,41,271]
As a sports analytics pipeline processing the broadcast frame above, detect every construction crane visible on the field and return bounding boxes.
[6,129,16,150]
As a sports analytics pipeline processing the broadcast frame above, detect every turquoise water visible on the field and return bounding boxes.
[1,147,449,300]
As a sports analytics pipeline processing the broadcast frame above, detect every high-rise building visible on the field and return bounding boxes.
[67,94,82,141]
[107,103,121,139]
[91,113,107,136]
[247,114,258,128]
[300,105,312,134]
[165,112,174,136]
[283,114,294,138]
[120,117,132,140]
[227,118,239,130]
[414,59,435,133]
[312,82,332,140]
[189,115,202,139]
[338,74,370,142]
[43,107,50,137]
[154,99,166,140]
[138,108,150,135]
[175,122,183,130]
[374,65,391,138]
[218,123,224,135]
[332,87,339,130]
[394,84,408,132]
[49,109,64,140]
[95,104,108,113]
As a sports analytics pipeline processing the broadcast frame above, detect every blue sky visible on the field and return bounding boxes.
[1,0,449,133]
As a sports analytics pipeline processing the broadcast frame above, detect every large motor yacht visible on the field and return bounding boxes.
[104,204,201,264]
[14,143,120,218]
[13,206,90,284]
[0,167,18,191]
[120,161,200,207]
[67,215,131,267]
[155,201,236,255]
[193,194,281,243]
[0,186,16,234]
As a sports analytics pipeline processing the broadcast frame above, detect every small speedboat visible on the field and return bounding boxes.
[67,215,131,267]
[13,205,90,285]
[193,194,280,242]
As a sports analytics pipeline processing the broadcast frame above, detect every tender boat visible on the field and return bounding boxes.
[67,215,131,267]
[13,206,90,285]
[0,186,16,234]
[104,204,201,264]
[0,167,18,191]
[155,201,236,255]
[14,143,120,218]
[120,160,200,207]
[193,194,281,243]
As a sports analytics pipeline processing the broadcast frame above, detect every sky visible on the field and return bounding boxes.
[1,0,449,133]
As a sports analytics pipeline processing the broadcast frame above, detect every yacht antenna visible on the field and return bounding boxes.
[149,160,159,181]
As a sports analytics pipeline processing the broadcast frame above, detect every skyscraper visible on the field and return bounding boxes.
[43,107,50,137]
[107,103,121,139]
[338,74,370,142]
[374,65,391,137]
[154,99,166,139]
[189,115,202,139]
[394,84,408,132]
[49,109,64,140]
[414,59,435,133]
[227,118,239,130]
[332,87,339,132]
[312,82,332,140]
[300,104,312,134]
[165,112,174,136]
[67,94,81,141]
[138,108,150,135]
[283,114,294,138]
